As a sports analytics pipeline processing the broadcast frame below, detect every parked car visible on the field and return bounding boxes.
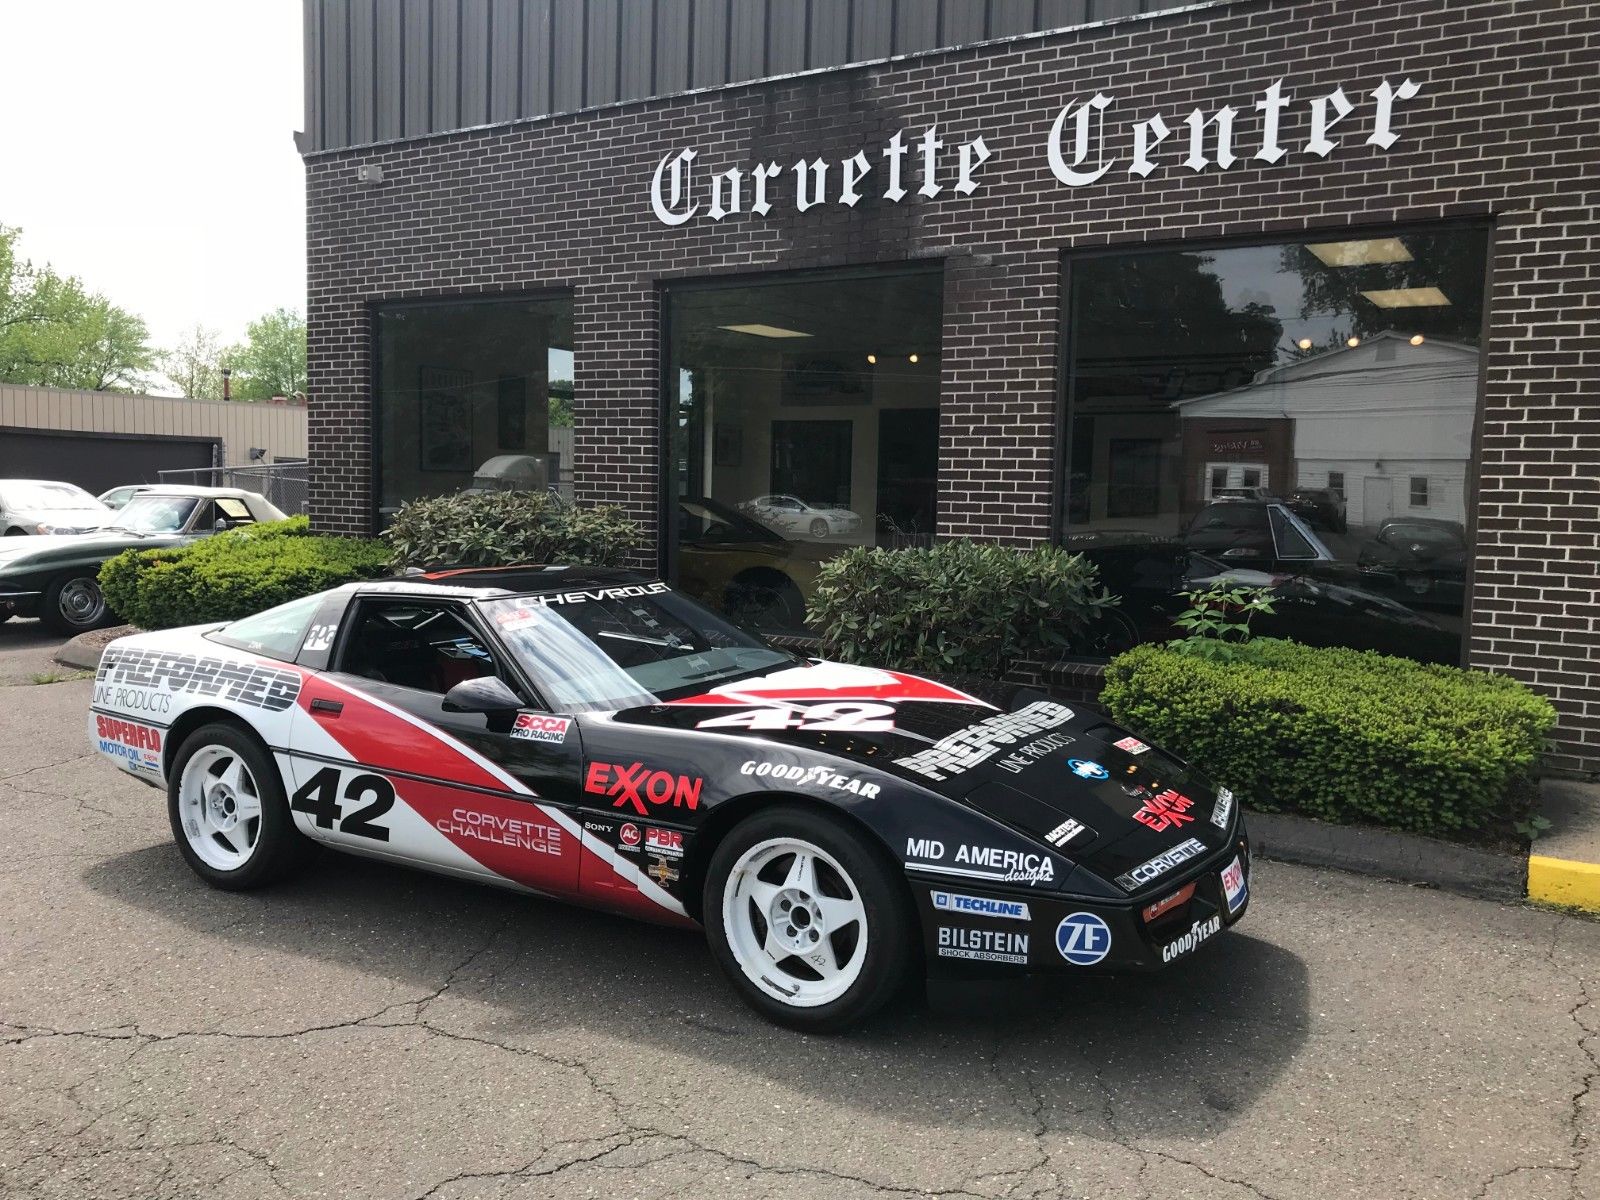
[0,487,286,634]
[1209,486,1277,502]
[1283,487,1348,533]
[738,494,863,540]
[1357,517,1468,608]
[1064,533,1459,664]
[1182,500,1336,574]
[89,566,1250,1029]
[676,496,831,632]
[0,479,112,536]
[98,484,156,511]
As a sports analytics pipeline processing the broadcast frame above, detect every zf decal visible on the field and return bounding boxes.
[698,702,895,733]
[290,766,396,841]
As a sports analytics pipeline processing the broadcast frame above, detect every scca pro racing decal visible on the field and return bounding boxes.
[931,891,1030,921]
[905,837,1054,884]
[97,645,300,713]
[510,713,571,744]
[894,701,1075,783]
[94,714,163,775]
[1115,836,1207,891]
[584,761,703,815]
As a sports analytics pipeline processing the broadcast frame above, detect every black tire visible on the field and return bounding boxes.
[4,528,27,536]
[40,573,111,635]
[808,518,829,539]
[703,805,916,1032]
[167,722,315,891]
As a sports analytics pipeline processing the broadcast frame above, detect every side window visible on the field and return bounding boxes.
[1269,507,1318,560]
[217,497,255,525]
[335,600,504,696]
[190,500,218,532]
[207,593,324,661]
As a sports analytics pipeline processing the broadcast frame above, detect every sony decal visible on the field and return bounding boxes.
[649,77,1421,226]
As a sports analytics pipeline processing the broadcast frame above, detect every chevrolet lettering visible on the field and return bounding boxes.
[87,567,1249,1032]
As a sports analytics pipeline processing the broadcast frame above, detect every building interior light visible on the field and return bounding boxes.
[1346,336,1361,348]
[1306,237,1414,267]
[1360,286,1452,308]
[1296,337,1313,350]
[866,353,877,364]
[718,323,812,338]
[908,353,919,363]
[1410,333,1426,346]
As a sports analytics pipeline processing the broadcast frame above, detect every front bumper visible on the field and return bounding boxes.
[914,827,1252,977]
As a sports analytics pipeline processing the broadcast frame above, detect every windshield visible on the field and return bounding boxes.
[1,482,99,511]
[109,495,199,534]
[480,584,799,712]
[679,497,781,544]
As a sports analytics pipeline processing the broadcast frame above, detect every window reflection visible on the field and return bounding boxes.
[667,267,943,635]
[1063,225,1489,663]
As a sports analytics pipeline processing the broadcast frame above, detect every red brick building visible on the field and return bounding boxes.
[300,0,1599,772]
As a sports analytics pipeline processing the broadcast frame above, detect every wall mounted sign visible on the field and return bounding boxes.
[649,77,1421,227]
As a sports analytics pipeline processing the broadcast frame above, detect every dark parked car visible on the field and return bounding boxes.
[1357,517,1468,608]
[0,487,286,634]
[1182,500,1336,575]
[1063,533,1459,664]
[675,496,833,632]
[1283,488,1347,533]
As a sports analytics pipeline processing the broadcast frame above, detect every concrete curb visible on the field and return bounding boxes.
[1247,809,1527,902]
[54,626,136,672]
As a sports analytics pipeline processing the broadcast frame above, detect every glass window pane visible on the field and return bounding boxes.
[376,296,574,520]
[667,266,943,636]
[1062,224,1488,664]
[208,594,323,661]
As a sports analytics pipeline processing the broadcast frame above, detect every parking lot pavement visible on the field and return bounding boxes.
[0,619,78,686]
[1,665,1595,1200]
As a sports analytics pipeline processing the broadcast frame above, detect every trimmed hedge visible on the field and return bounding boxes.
[1101,638,1556,835]
[382,490,639,570]
[808,540,1115,678]
[100,517,390,630]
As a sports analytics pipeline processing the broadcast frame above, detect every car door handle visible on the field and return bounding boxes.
[310,698,343,717]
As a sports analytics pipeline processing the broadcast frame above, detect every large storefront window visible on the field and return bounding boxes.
[1062,225,1489,663]
[668,266,943,634]
[376,295,574,520]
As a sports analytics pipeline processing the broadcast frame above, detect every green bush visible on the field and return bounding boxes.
[382,490,640,570]
[1101,638,1556,835]
[807,540,1115,678]
[100,518,390,630]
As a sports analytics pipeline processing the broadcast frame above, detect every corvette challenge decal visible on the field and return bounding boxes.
[291,675,692,926]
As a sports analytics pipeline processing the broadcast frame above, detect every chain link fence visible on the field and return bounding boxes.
[156,461,309,517]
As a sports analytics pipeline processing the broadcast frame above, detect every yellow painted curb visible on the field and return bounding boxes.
[1527,855,1600,912]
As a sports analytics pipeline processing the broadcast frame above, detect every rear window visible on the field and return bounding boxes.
[207,594,322,661]
[1191,503,1268,532]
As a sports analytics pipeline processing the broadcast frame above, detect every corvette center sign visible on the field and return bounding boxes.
[648,77,1422,226]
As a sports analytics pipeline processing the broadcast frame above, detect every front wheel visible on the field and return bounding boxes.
[41,573,110,635]
[168,723,314,890]
[808,518,830,539]
[704,807,915,1032]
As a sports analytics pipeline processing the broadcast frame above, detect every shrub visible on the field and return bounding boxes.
[1101,638,1557,835]
[100,518,390,630]
[807,540,1116,678]
[382,490,640,570]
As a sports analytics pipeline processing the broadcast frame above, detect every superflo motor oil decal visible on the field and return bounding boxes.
[93,714,163,775]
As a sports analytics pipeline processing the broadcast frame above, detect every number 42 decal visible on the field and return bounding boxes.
[291,767,395,841]
[696,702,895,733]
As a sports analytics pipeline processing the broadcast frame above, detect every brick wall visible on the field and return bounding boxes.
[305,0,1600,771]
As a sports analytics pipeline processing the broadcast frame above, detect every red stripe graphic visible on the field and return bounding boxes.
[669,664,991,708]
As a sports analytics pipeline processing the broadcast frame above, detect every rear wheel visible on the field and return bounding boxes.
[168,723,314,890]
[705,806,914,1031]
[41,573,109,635]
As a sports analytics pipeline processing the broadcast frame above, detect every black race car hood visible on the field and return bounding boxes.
[604,660,1238,895]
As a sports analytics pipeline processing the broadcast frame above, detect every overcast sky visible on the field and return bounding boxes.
[0,1,304,353]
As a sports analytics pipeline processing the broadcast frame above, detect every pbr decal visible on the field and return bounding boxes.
[644,827,684,859]
[1115,837,1208,891]
[738,760,881,798]
[1161,914,1222,963]
[584,761,704,815]
[937,927,1029,965]
[1132,788,1197,832]
[930,891,1031,921]
[511,713,571,744]
[894,700,1076,783]
[94,714,163,774]
[97,646,300,712]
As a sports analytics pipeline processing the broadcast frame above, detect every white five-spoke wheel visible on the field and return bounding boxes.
[178,744,265,871]
[705,807,915,1031]
[167,723,314,891]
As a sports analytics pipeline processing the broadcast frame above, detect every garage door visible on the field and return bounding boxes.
[0,428,218,495]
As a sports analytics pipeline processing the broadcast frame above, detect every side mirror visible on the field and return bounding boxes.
[442,675,523,714]
[213,518,234,532]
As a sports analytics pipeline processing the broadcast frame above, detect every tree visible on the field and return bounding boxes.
[228,307,307,400]
[548,379,574,426]
[158,324,227,400]
[0,223,154,391]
